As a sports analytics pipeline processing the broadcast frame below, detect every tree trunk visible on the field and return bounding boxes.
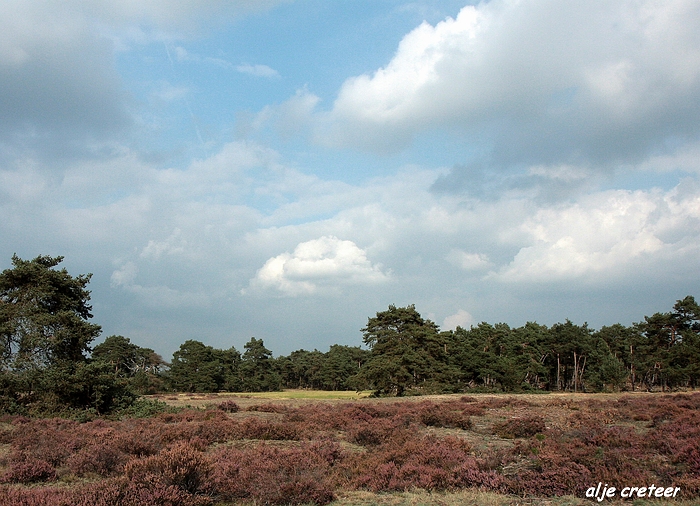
[557,354,561,391]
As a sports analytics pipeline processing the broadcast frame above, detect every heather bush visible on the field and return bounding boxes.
[208,442,337,505]
[0,393,698,502]
[124,442,211,495]
[216,399,239,413]
[1,459,57,483]
[111,425,162,457]
[75,477,213,506]
[8,418,82,466]
[66,442,128,477]
[513,460,592,496]
[0,485,73,506]
[347,418,405,446]
[349,434,504,492]
[451,463,507,491]
[245,402,287,413]
[235,416,299,440]
[413,401,472,429]
[493,415,545,438]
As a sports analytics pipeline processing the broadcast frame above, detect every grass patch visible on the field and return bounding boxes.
[231,389,373,400]
[332,490,589,505]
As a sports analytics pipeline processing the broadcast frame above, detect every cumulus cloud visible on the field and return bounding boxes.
[111,261,138,287]
[493,183,700,283]
[247,236,389,296]
[443,309,474,331]
[318,0,700,165]
[447,250,491,271]
[140,229,186,260]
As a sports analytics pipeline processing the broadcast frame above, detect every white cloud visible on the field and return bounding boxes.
[493,184,700,282]
[236,63,279,78]
[443,309,474,331]
[318,0,700,163]
[111,261,138,287]
[248,236,389,296]
[447,250,491,270]
[140,229,186,260]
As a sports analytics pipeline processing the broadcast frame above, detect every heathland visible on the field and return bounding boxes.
[2,255,700,504]
[1,391,699,504]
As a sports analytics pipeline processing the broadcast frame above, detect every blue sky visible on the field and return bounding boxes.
[2,0,700,359]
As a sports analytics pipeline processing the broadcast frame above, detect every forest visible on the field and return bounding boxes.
[1,254,699,416]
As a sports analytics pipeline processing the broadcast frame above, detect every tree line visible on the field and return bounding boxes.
[353,301,700,395]
[1,254,698,415]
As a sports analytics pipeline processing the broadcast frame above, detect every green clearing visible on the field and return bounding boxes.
[225,389,373,400]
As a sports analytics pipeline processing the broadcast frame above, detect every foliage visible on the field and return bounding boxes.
[356,297,700,395]
[239,337,282,392]
[92,335,166,394]
[354,304,451,396]
[0,254,100,369]
[493,415,545,438]
[0,255,136,414]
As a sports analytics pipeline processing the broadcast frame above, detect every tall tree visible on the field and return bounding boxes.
[92,335,166,394]
[167,340,224,392]
[639,295,700,390]
[0,255,100,370]
[358,305,448,396]
[0,255,135,413]
[239,337,281,392]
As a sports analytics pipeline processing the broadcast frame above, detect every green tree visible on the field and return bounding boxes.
[595,323,644,390]
[639,296,700,390]
[239,337,281,392]
[219,346,242,391]
[0,255,100,370]
[319,345,370,390]
[92,335,166,394]
[167,340,223,392]
[92,335,162,375]
[357,305,448,396]
[0,254,135,413]
[544,320,595,392]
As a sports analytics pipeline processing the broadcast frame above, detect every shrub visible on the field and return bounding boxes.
[1,459,57,483]
[414,401,472,429]
[245,403,287,413]
[349,434,502,492]
[120,398,173,418]
[125,442,211,495]
[494,416,545,438]
[347,418,402,446]
[76,477,213,506]
[235,417,299,440]
[66,442,128,477]
[208,443,337,505]
[216,400,239,413]
[0,485,73,505]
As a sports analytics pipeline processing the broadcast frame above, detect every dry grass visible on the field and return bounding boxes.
[331,489,700,506]
[147,389,372,409]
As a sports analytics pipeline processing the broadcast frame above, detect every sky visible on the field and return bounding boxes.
[2,0,700,359]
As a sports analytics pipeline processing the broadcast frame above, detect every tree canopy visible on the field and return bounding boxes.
[0,254,100,370]
[0,255,133,413]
